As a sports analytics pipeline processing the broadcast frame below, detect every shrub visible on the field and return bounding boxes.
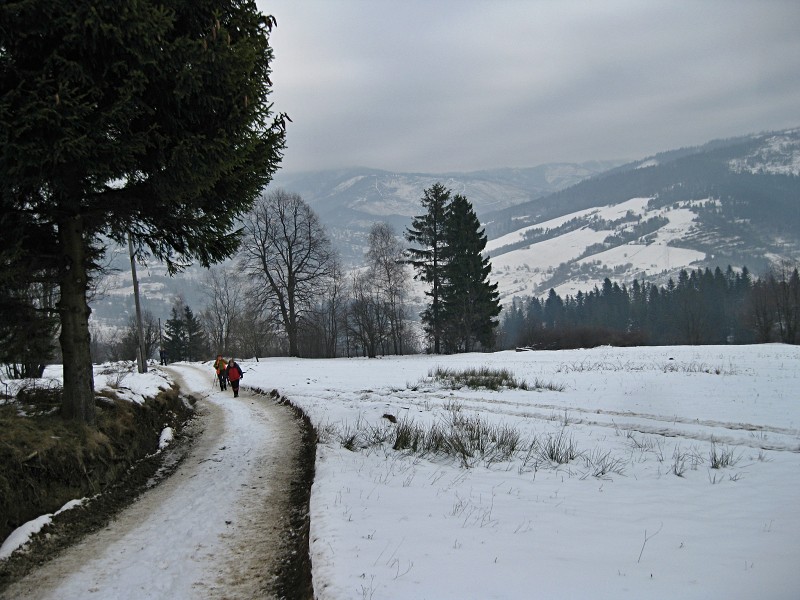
[426,366,528,391]
[709,442,740,469]
[422,366,564,393]
[538,429,580,464]
[386,405,527,468]
[671,445,703,477]
[583,448,626,478]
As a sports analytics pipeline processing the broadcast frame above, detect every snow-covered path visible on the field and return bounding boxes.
[2,364,301,600]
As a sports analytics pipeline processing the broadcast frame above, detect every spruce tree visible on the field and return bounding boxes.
[440,194,501,352]
[163,306,187,363]
[544,289,564,330]
[162,304,207,362]
[183,306,208,361]
[405,183,451,353]
[1,1,286,423]
[0,280,59,379]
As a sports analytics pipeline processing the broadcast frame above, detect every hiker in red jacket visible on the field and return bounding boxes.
[226,359,243,398]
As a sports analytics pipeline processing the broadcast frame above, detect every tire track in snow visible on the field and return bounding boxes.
[386,389,800,453]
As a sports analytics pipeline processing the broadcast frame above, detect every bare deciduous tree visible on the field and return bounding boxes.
[201,267,244,356]
[234,301,283,359]
[104,310,160,363]
[347,270,387,358]
[301,257,348,357]
[241,189,334,357]
[366,223,410,355]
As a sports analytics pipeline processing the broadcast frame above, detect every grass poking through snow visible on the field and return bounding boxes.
[422,366,564,392]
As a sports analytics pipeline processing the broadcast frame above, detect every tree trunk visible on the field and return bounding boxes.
[432,279,441,354]
[128,234,148,373]
[287,277,299,357]
[58,214,96,425]
[287,313,299,357]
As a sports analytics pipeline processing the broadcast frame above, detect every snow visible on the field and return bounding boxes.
[157,427,174,450]
[636,159,659,169]
[89,362,172,404]
[0,500,89,561]
[729,131,800,176]
[485,197,652,254]
[574,242,705,280]
[487,198,714,301]
[494,227,608,271]
[333,175,368,193]
[4,345,800,599]
[236,345,800,600]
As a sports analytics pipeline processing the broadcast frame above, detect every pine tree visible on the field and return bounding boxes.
[544,289,564,330]
[1,1,286,424]
[183,306,208,361]
[162,304,207,362]
[440,194,501,352]
[405,183,451,353]
[0,280,59,379]
[163,306,187,363]
[0,211,60,377]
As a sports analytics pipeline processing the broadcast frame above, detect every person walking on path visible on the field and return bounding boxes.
[226,359,243,397]
[213,355,228,390]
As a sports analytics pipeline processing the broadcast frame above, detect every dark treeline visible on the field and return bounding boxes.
[499,264,800,349]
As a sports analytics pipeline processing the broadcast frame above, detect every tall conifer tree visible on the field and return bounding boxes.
[183,306,208,362]
[1,1,286,423]
[405,183,451,353]
[440,194,501,352]
[163,306,187,363]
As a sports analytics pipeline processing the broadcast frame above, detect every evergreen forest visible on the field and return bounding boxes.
[498,264,800,349]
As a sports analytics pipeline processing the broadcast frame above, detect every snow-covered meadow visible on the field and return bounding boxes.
[239,344,800,599]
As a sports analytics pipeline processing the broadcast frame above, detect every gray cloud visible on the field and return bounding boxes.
[259,0,800,173]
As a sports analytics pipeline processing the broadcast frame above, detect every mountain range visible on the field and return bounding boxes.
[483,128,800,299]
[92,128,800,329]
[269,160,622,265]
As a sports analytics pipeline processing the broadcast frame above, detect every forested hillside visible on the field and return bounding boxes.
[499,264,799,349]
[486,129,800,300]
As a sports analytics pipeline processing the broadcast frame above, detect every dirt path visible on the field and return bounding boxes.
[1,365,311,600]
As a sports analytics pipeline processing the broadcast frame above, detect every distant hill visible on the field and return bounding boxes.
[483,128,800,300]
[91,128,800,329]
[269,162,621,264]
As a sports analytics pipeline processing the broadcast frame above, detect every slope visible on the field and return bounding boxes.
[484,128,800,300]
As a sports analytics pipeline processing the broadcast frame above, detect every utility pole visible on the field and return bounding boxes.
[158,317,165,365]
[128,233,148,373]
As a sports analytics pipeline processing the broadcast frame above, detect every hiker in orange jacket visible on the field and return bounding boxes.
[226,358,243,398]
[213,355,228,390]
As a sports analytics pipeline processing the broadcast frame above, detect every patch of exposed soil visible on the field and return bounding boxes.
[264,389,316,600]
[0,396,199,593]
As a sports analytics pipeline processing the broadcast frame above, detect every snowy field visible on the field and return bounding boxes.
[3,344,799,599]
[240,344,800,600]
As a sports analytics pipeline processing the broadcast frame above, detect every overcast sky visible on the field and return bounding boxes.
[257,0,800,174]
